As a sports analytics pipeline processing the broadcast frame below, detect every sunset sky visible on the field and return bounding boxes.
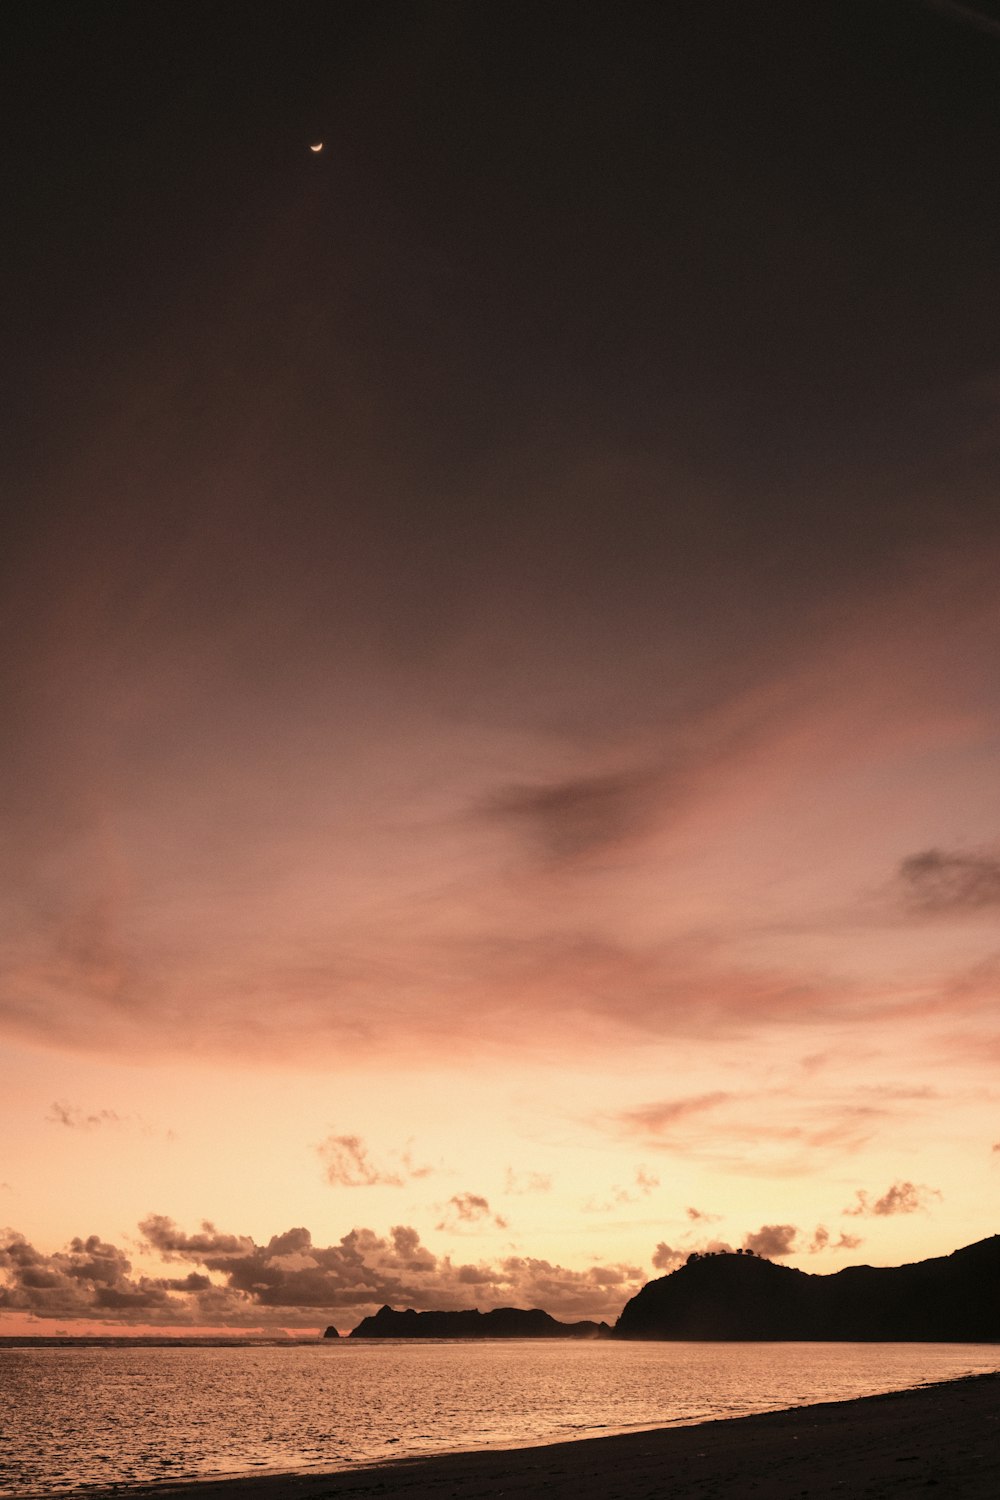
[2,0,999,1334]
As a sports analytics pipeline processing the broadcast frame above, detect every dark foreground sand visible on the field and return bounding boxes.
[77,1371,1000,1500]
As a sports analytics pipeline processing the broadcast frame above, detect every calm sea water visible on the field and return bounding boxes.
[2,1339,999,1497]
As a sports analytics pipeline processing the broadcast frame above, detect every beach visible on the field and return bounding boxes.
[70,1370,999,1500]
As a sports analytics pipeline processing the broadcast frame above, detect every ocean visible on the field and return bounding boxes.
[2,1339,999,1497]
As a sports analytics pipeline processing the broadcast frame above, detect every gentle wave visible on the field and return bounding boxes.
[2,1339,999,1497]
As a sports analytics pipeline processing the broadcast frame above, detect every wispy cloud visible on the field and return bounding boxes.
[843,1180,942,1217]
[899,847,1000,915]
[503,1168,553,1195]
[48,1102,125,1130]
[435,1193,508,1232]
[46,1102,169,1138]
[808,1225,862,1253]
[584,1167,660,1213]
[482,766,662,861]
[612,1093,732,1137]
[316,1134,432,1189]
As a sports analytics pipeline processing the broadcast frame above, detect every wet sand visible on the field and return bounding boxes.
[74,1370,1000,1500]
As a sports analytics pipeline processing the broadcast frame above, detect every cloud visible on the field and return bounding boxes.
[2,520,1000,1080]
[598,1085,928,1178]
[503,1169,553,1195]
[0,1231,201,1318]
[808,1225,863,1253]
[316,1134,406,1188]
[843,1181,941,1217]
[584,1167,660,1213]
[47,1103,125,1130]
[435,1194,508,1232]
[612,1093,732,1138]
[742,1224,799,1258]
[652,1237,734,1272]
[483,767,660,860]
[899,847,1000,914]
[651,1242,685,1272]
[652,1223,862,1273]
[139,1216,256,1261]
[3,1218,644,1325]
[686,1206,720,1222]
[46,1102,171,1139]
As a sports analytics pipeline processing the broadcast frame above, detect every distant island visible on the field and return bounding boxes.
[342,1235,1000,1342]
[348,1306,610,1339]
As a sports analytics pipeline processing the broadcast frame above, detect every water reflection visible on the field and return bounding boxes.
[2,1340,999,1496]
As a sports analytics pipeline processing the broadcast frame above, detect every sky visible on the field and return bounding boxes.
[1,0,999,1335]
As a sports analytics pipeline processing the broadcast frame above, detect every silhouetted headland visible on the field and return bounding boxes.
[615,1234,1000,1340]
[349,1305,610,1338]
[344,1237,1000,1342]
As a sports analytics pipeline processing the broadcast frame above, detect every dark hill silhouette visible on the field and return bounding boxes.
[615,1236,1000,1340]
[349,1305,610,1339]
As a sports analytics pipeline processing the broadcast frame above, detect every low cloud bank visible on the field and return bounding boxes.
[1,1218,643,1327]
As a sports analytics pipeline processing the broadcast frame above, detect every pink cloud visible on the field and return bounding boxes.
[317,1135,404,1189]
[435,1194,508,1233]
[742,1224,798,1258]
[843,1181,942,1217]
[3,1219,644,1325]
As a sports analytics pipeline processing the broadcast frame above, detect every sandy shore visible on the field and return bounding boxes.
[70,1371,1000,1500]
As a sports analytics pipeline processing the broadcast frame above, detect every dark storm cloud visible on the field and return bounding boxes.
[843,1181,942,1217]
[899,848,1000,914]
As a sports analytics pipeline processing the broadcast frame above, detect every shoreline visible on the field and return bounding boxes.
[61,1370,1000,1500]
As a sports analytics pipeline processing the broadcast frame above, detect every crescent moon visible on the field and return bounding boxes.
[310,142,323,153]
